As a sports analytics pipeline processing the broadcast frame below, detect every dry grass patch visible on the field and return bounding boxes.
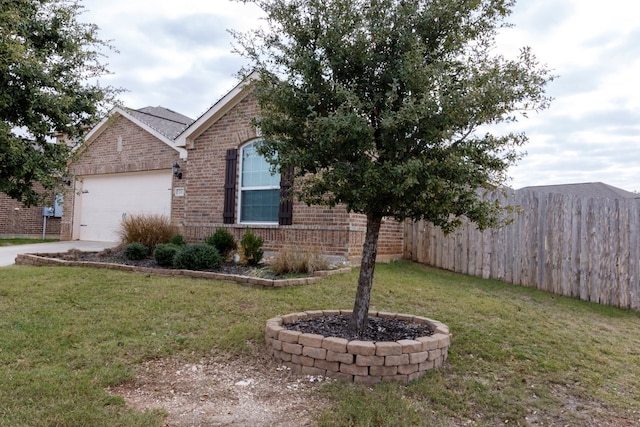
[270,246,331,275]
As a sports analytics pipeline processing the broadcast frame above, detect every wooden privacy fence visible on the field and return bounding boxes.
[403,189,640,310]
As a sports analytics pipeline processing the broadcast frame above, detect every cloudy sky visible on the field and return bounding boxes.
[80,0,640,191]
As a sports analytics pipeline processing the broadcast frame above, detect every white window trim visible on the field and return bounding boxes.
[237,140,280,225]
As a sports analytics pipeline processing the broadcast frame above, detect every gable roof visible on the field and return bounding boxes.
[519,182,640,200]
[175,71,259,148]
[80,106,190,159]
[128,106,194,140]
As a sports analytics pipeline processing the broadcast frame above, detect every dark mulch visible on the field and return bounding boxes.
[41,247,277,278]
[285,314,434,342]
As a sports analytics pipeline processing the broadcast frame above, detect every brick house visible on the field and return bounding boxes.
[61,106,191,242]
[62,75,404,264]
[0,191,61,239]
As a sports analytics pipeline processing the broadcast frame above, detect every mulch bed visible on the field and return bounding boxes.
[285,314,435,342]
[45,247,279,278]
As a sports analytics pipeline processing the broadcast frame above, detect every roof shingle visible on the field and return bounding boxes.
[127,106,194,140]
[519,182,640,200]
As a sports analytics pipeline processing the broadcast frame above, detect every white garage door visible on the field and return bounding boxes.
[76,170,172,242]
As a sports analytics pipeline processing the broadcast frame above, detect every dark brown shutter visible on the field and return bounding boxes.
[279,166,294,226]
[223,148,238,224]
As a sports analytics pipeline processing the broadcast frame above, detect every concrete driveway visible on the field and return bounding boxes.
[0,240,119,267]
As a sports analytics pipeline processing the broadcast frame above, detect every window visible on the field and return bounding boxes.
[222,141,293,225]
[239,140,280,223]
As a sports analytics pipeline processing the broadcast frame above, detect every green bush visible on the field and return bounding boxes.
[169,234,186,246]
[118,214,178,252]
[240,229,263,266]
[153,243,180,267]
[205,228,237,258]
[173,243,222,271]
[123,242,149,260]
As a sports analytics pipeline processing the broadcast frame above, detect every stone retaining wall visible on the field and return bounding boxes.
[14,253,350,288]
[265,310,450,385]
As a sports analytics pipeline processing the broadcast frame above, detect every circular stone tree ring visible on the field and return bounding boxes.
[265,310,451,385]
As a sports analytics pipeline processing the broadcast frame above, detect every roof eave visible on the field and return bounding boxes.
[175,71,259,148]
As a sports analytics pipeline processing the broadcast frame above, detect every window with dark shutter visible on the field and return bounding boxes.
[279,166,293,225]
[223,148,237,224]
[239,141,280,223]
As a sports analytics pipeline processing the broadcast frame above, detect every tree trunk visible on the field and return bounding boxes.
[350,213,383,337]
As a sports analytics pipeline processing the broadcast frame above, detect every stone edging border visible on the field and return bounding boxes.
[14,253,351,288]
[266,310,451,385]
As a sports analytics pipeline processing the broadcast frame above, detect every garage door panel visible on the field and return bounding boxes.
[78,171,172,242]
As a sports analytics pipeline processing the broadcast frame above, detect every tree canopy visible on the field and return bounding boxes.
[234,0,553,335]
[0,0,118,206]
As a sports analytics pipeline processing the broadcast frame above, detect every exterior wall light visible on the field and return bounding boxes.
[172,162,183,179]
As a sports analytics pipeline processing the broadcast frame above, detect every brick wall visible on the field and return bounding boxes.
[0,192,61,238]
[69,116,181,177]
[59,187,74,240]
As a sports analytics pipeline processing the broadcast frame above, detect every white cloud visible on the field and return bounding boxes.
[497,0,640,190]
[80,0,265,115]
[79,0,640,191]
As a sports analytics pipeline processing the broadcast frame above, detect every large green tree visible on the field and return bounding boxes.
[1,0,118,206]
[235,0,553,336]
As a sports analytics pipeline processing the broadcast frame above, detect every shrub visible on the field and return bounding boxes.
[270,246,330,275]
[205,228,237,258]
[240,229,263,266]
[123,242,149,260]
[169,234,186,246]
[118,214,178,252]
[173,243,222,271]
[153,243,181,267]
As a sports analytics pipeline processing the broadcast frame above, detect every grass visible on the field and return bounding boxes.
[0,238,58,246]
[0,261,639,426]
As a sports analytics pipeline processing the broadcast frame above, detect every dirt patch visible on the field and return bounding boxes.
[108,352,332,426]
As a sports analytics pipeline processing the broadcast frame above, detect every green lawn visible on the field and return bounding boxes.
[0,238,58,246]
[1,261,639,426]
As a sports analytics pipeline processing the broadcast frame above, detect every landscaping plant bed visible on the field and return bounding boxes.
[15,248,351,288]
[286,313,435,342]
[266,310,450,385]
[37,247,273,277]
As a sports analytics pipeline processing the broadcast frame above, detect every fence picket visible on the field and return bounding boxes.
[404,189,640,310]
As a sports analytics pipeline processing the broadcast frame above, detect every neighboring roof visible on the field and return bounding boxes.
[128,106,194,140]
[175,71,259,147]
[518,182,640,200]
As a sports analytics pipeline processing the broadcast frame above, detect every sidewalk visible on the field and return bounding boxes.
[0,240,119,267]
